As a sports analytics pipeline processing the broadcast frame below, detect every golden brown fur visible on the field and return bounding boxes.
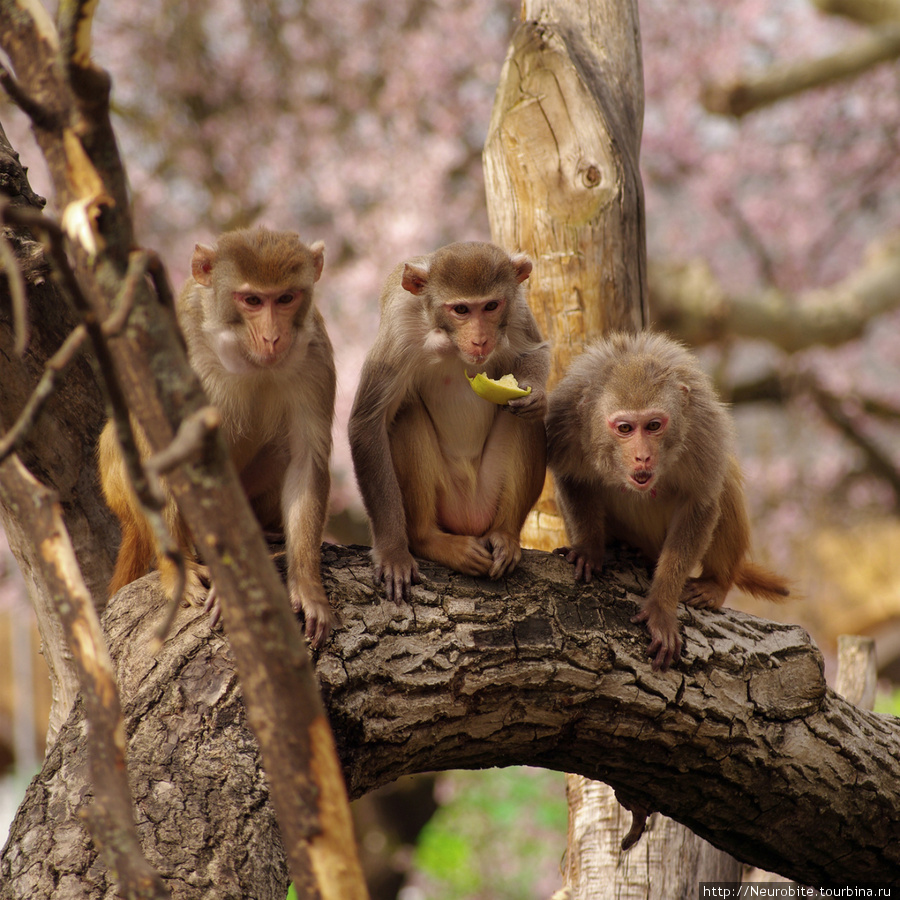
[99,227,337,646]
[546,331,788,670]
[349,241,549,601]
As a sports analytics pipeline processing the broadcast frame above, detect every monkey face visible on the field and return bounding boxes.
[606,409,671,493]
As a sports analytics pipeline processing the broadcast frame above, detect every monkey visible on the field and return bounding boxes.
[348,240,549,602]
[98,226,337,646]
[546,331,789,671]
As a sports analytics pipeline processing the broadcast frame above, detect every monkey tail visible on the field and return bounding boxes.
[734,562,791,603]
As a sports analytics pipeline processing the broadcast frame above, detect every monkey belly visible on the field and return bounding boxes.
[435,462,496,536]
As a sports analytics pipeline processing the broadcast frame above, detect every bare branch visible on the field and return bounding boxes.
[0,323,87,463]
[812,0,900,26]
[649,237,900,351]
[809,382,900,504]
[0,62,58,130]
[702,24,900,118]
[0,455,168,899]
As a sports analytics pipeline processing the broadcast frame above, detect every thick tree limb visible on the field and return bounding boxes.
[702,24,900,118]
[649,240,900,352]
[812,0,900,26]
[3,545,898,896]
[0,454,167,899]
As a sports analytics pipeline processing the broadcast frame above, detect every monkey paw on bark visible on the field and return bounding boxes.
[372,546,422,604]
[480,531,523,579]
[554,545,604,584]
[289,582,337,648]
[631,600,682,672]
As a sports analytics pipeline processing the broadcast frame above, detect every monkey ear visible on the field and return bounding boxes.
[679,382,691,406]
[401,263,429,295]
[309,240,325,283]
[512,253,533,284]
[191,244,216,286]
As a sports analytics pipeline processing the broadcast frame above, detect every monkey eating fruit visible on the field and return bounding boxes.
[467,372,532,403]
[349,240,549,602]
[98,226,337,646]
[546,331,789,671]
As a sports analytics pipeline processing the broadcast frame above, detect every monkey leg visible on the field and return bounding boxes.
[99,420,156,595]
[392,403,494,577]
[477,412,546,578]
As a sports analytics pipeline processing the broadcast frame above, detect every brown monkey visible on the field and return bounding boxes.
[98,226,337,646]
[348,241,549,601]
[546,331,789,671]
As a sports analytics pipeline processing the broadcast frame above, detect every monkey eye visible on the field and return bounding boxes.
[452,304,470,315]
[615,422,633,435]
[276,293,296,305]
[484,300,500,312]
[646,420,663,432]
[243,295,263,307]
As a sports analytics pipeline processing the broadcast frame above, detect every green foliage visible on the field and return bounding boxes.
[874,686,900,717]
[410,767,567,900]
[286,885,297,900]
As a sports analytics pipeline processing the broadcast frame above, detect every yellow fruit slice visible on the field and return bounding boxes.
[466,372,532,404]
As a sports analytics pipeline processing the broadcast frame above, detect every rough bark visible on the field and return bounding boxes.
[0,122,117,744]
[3,544,898,895]
[483,0,647,552]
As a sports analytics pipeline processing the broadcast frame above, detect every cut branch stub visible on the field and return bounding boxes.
[485,19,647,386]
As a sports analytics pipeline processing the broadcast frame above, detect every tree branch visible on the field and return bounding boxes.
[0,455,168,899]
[649,238,900,351]
[3,545,897,896]
[702,24,900,118]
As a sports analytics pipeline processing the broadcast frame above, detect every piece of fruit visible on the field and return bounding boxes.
[466,371,532,404]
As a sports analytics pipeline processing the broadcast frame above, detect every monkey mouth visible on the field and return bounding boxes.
[630,469,655,490]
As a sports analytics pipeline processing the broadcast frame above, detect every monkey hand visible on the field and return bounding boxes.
[505,386,546,421]
[481,531,523,579]
[372,546,422,604]
[631,600,682,671]
[554,545,603,584]
[289,580,337,648]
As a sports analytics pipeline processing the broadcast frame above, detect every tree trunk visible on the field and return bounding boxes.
[0,122,117,746]
[4,545,899,896]
[483,2,738,891]
[483,0,648,553]
[563,778,741,899]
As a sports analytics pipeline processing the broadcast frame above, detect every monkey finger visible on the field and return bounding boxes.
[203,585,224,628]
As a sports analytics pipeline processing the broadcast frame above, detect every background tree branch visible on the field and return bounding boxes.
[648,237,900,351]
[3,545,898,896]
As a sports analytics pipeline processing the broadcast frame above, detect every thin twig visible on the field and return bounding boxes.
[145,405,221,477]
[810,383,900,505]
[0,325,88,464]
[0,64,58,130]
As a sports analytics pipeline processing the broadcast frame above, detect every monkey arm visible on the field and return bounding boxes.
[636,496,720,671]
[347,357,421,602]
[505,325,550,421]
[553,474,607,583]
[282,442,335,646]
